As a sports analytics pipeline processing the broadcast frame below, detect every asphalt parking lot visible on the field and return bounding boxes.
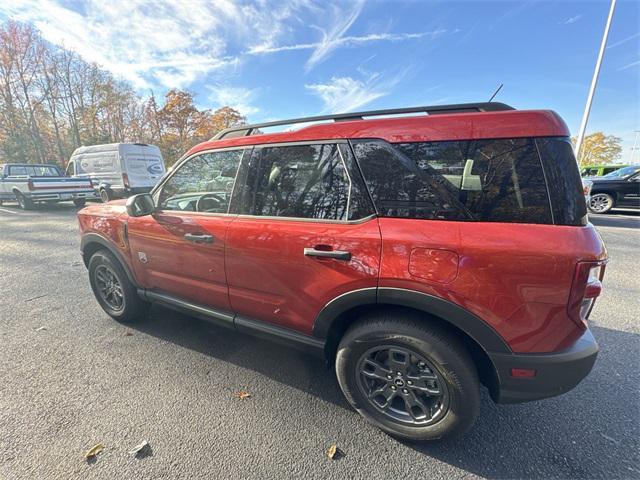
[0,203,638,479]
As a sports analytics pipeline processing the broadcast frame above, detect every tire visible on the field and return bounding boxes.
[589,193,615,214]
[73,199,86,208]
[15,192,34,210]
[100,188,111,203]
[88,250,148,323]
[335,311,480,441]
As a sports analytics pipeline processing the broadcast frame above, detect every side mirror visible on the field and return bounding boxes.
[126,193,156,217]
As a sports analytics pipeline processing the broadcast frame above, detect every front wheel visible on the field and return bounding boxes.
[335,312,480,441]
[73,199,86,208]
[589,193,615,214]
[88,250,148,323]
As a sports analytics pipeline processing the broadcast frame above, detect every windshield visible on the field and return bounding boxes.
[602,166,640,178]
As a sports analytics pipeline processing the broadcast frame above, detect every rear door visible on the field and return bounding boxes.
[122,144,165,189]
[127,148,246,311]
[225,141,381,335]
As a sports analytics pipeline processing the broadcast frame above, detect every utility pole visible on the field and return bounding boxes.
[574,0,617,165]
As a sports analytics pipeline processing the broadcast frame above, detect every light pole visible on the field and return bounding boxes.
[574,0,617,165]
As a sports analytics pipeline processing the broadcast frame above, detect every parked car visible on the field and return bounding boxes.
[588,165,640,213]
[581,164,630,178]
[0,163,94,209]
[66,143,166,203]
[78,102,607,441]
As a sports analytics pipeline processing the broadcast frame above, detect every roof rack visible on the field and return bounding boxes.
[212,102,514,140]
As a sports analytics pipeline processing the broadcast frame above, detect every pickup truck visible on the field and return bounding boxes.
[0,163,96,209]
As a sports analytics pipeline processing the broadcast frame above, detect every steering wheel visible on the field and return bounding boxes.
[195,193,225,213]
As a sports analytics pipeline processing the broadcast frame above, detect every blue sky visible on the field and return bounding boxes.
[2,0,639,161]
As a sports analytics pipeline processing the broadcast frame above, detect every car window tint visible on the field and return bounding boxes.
[158,150,243,213]
[239,143,349,220]
[353,138,552,224]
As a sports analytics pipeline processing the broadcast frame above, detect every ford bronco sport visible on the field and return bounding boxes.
[78,102,607,441]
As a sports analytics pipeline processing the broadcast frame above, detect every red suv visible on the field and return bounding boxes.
[78,102,607,441]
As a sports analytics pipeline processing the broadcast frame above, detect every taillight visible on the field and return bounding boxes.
[567,261,605,327]
[27,179,34,191]
[122,173,130,188]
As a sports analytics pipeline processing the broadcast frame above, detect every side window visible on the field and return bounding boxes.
[353,138,552,224]
[8,166,27,176]
[237,143,350,220]
[65,161,75,176]
[157,149,243,213]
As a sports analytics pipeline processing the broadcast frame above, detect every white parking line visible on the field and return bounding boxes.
[0,208,21,215]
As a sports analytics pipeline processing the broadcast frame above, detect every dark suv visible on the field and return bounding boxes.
[78,103,607,441]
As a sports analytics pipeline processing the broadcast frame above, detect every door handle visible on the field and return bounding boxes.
[184,232,214,244]
[304,247,351,261]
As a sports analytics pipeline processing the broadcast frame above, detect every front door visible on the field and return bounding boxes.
[225,142,381,335]
[127,148,246,311]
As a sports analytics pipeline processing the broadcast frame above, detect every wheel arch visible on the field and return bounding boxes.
[590,189,618,201]
[80,233,139,287]
[313,287,510,399]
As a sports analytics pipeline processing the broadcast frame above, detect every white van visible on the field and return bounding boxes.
[66,143,166,202]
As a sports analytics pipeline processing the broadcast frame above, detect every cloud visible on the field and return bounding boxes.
[207,85,260,116]
[0,0,320,90]
[618,60,640,71]
[562,14,583,25]
[305,0,364,70]
[305,70,407,113]
[248,31,444,55]
[607,32,640,49]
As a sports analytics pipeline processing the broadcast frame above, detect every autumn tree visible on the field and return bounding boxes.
[572,132,623,165]
[0,21,248,168]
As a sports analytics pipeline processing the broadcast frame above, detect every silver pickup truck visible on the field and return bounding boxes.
[0,163,95,209]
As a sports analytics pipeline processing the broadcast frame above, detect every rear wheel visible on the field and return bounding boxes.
[335,312,480,441]
[100,188,111,203]
[15,192,34,210]
[589,193,614,213]
[88,250,148,323]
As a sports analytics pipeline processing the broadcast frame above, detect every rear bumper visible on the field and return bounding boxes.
[25,190,97,202]
[489,329,598,404]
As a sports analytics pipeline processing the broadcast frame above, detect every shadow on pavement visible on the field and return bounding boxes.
[132,307,639,479]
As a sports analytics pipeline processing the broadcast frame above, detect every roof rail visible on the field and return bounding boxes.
[212,102,514,140]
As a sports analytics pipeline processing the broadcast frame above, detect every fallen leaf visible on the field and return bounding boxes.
[84,443,104,459]
[234,391,251,399]
[327,444,343,460]
[129,440,152,458]
[122,331,133,337]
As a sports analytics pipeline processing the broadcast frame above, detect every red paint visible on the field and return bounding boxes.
[127,211,234,311]
[376,218,606,352]
[187,110,569,156]
[408,248,459,283]
[77,107,606,357]
[225,216,381,334]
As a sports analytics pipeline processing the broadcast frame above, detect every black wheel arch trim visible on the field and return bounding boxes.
[80,233,139,288]
[313,286,512,354]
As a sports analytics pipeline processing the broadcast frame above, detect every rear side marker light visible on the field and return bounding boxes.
[511,368,537,378]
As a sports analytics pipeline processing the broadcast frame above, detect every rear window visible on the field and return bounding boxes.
[352,138,552,224]
[8,165,60,176]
